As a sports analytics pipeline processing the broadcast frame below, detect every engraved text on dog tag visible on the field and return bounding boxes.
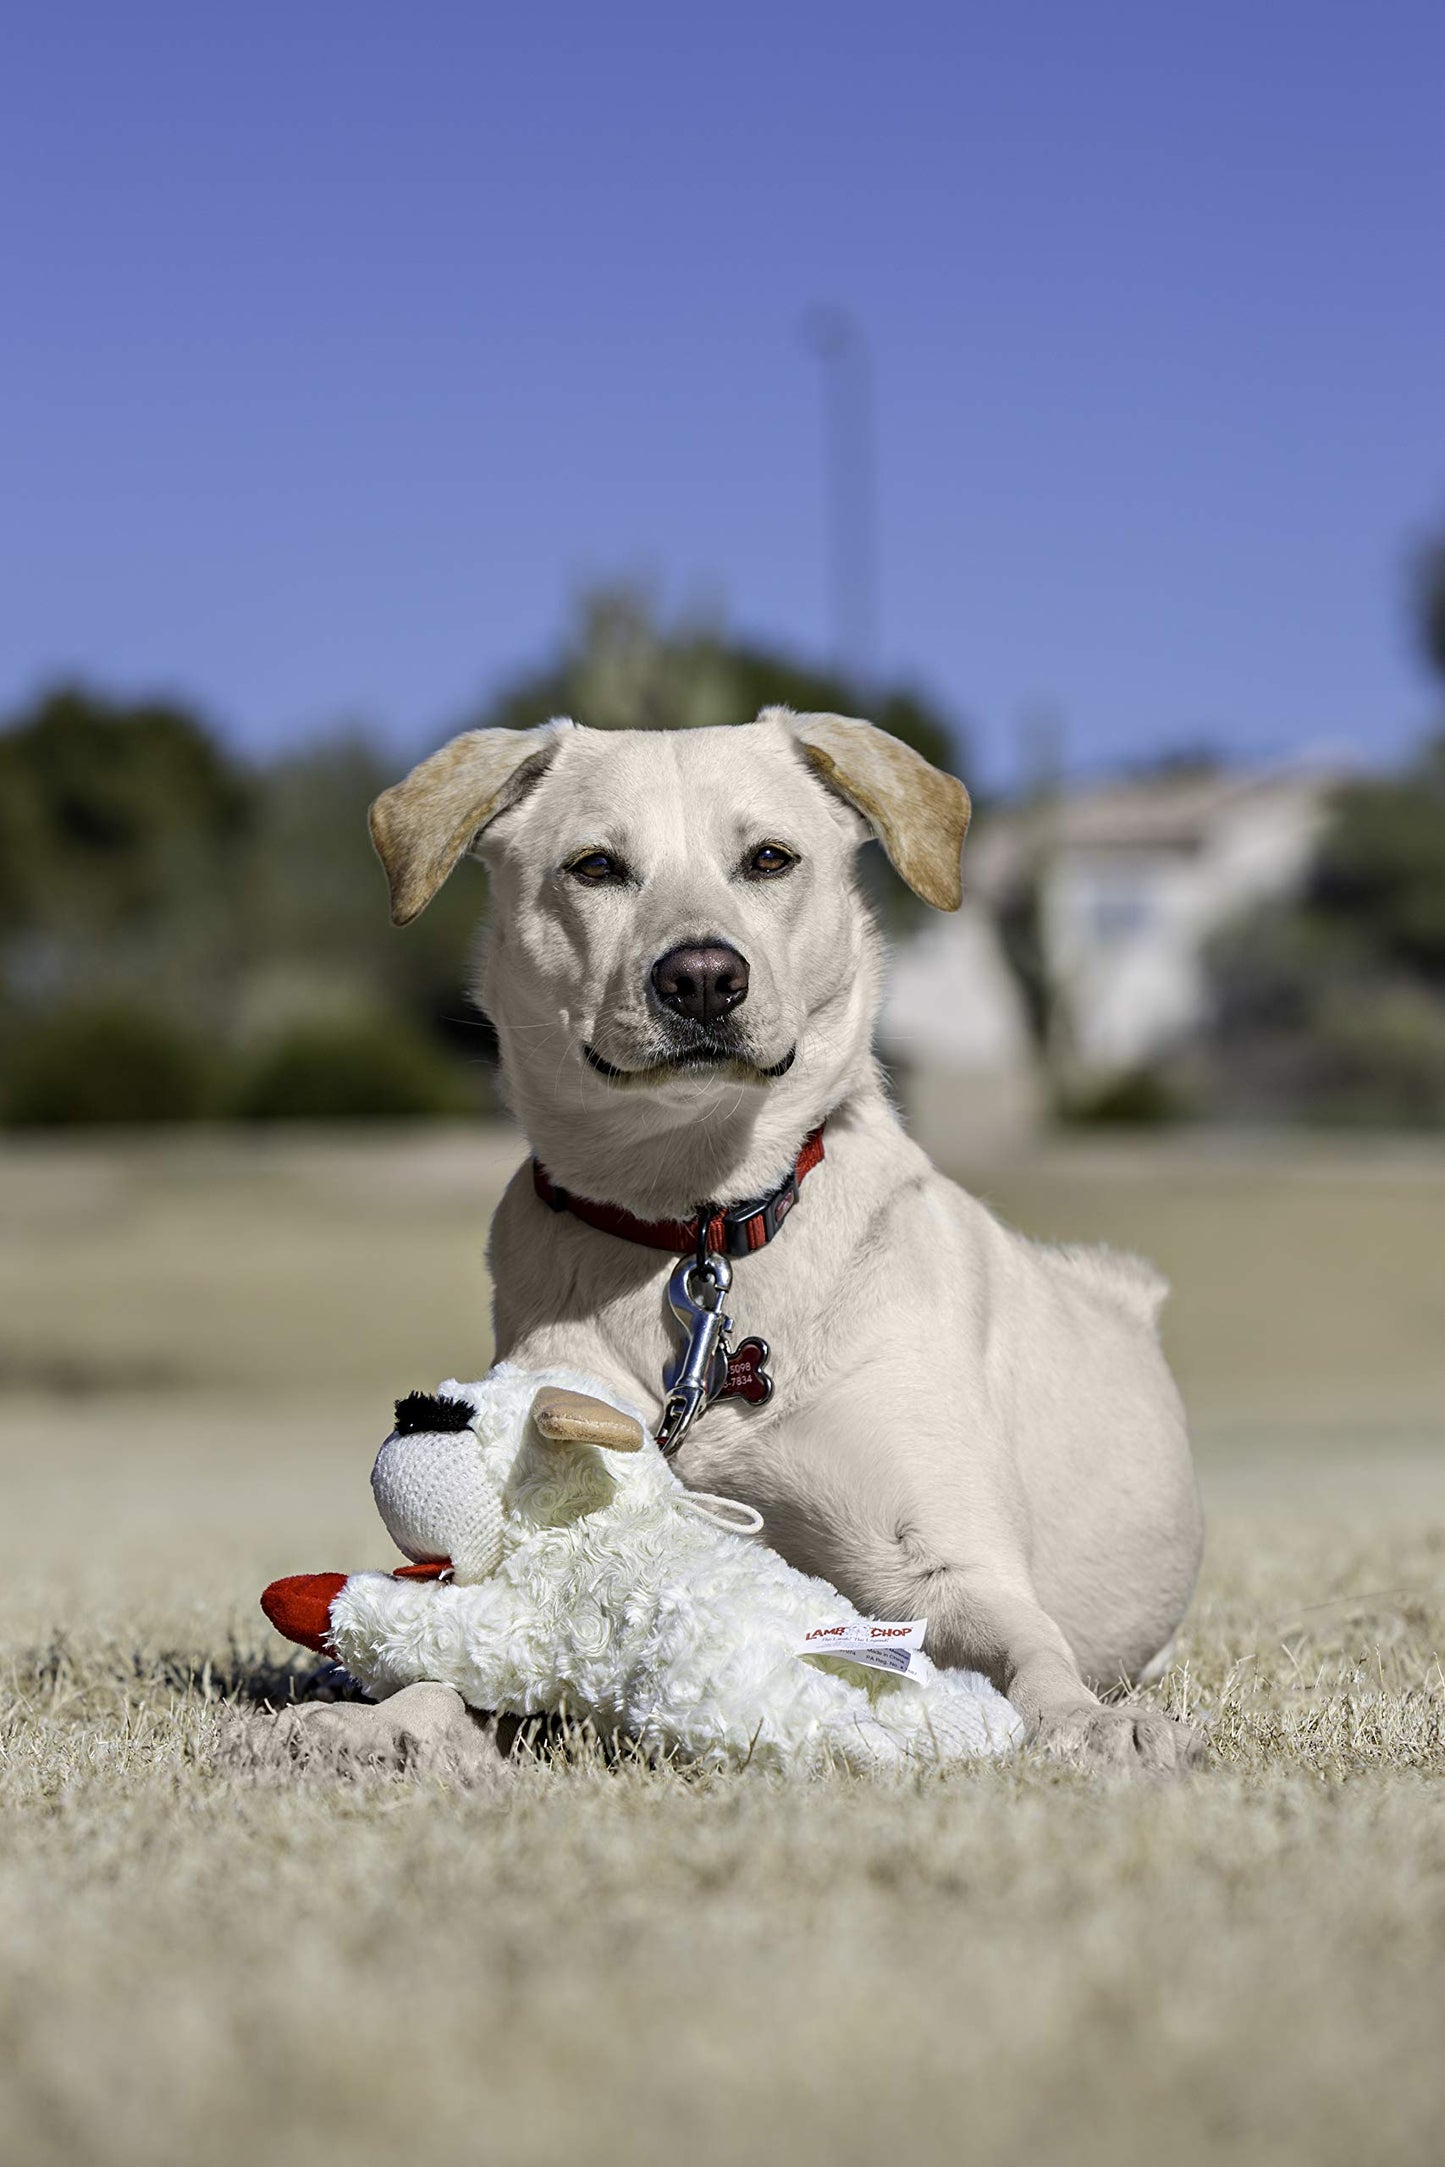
[720,1336,773,1406]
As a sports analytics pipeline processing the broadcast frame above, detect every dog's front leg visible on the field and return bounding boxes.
[919,1562,1203,1775]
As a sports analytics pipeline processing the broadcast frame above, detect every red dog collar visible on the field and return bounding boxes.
[532,1123,825,1259]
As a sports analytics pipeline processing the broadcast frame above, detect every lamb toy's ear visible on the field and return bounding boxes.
[530,1387,645,1453]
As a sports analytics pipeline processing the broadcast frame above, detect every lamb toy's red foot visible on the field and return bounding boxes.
[261,1561,450,1655]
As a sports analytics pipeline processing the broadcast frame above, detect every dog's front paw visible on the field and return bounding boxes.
[271,1682,514,1785]
[1029,1699,1204,1776]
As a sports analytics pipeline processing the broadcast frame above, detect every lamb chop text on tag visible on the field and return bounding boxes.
[796,1619,928,1676]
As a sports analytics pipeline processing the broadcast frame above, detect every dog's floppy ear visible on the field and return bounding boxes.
[369,723,566,926]
[530,1386,645,1454]
[783,710,971,911]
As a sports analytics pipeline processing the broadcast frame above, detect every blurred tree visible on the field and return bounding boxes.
[230,1012,476,1121]
[1,1003,218,1126]
[1289,537,1445,993]
[0,685,250,914]
[1306,738,1445,989]
[0,685,254,1024]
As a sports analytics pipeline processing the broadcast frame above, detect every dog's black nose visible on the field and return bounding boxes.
[651,942,750,1024]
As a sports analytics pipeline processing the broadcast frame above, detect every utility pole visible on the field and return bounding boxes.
[800,306,878,688]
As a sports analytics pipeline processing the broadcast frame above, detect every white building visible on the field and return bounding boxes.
[879,761,1340,1136]
[984,765,1338,1076]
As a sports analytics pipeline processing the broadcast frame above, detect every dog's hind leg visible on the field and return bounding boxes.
[908,1558,1205,1776]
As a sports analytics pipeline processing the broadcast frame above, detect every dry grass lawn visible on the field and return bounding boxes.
[2,1124,1443,2167]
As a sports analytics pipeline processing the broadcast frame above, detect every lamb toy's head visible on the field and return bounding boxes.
[371,1364,674,1585]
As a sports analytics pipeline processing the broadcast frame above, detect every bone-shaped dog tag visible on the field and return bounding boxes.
[720,1336,773,1406]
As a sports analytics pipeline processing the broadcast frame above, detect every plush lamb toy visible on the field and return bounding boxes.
[262,1365,1021,1776]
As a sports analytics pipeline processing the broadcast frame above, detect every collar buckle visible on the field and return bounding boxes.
[704,1163,801,1257]
[743,1166,798,1252]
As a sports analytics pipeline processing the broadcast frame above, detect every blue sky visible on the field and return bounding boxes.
[3,4,1443,785]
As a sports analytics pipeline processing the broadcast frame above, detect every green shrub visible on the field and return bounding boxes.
[1309,981,1445,1126]
[1,1003,216,1126]
[231,1015,474,1121]
[1057,1065,1189,1127]
[1207,897,1445,1126]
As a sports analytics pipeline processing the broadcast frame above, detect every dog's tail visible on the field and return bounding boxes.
[1054,1241,1171,1330]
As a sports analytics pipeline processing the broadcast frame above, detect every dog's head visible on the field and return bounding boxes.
[369,708,969,1201]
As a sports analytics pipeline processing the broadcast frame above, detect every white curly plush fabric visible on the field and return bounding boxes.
[328,1363,1022,1777]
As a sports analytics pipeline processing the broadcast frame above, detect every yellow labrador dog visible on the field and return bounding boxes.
[364,709,1203,1773]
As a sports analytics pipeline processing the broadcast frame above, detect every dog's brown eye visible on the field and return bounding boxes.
[745,843,797,880]
[568,851,627,886]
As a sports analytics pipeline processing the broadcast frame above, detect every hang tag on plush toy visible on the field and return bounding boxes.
[796,1619,928,1676]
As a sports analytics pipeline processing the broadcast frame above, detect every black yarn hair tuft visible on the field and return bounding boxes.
[392,1391,476,1436]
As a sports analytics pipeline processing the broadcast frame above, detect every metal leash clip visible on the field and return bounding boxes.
[655,1247,734,1458]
